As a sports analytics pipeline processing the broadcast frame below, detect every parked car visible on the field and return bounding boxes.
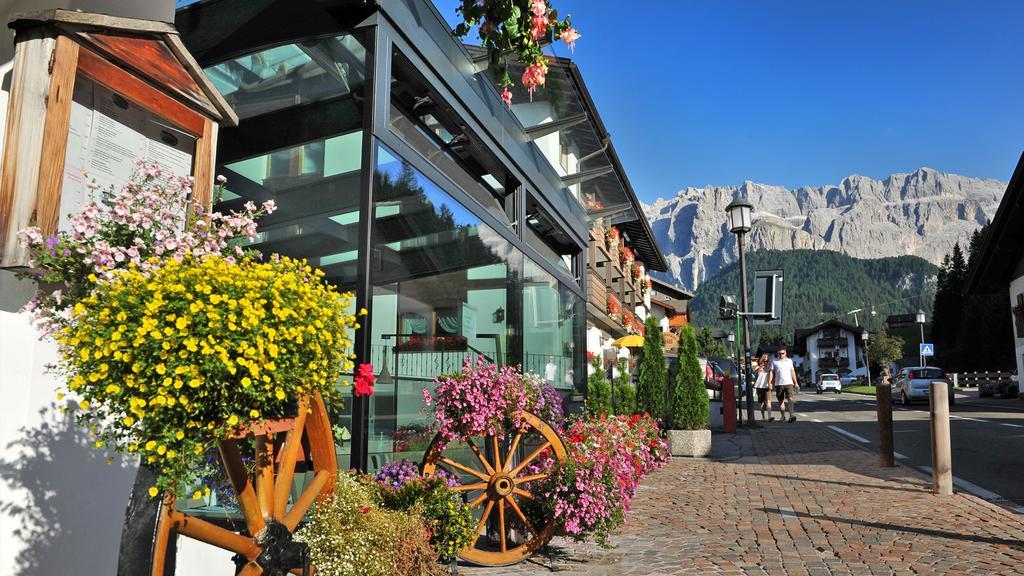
[891,366,956,406]
[837,368,863,386]
[817,373,842,394]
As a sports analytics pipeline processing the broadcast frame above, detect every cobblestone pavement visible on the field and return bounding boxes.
[459,423,1024,575]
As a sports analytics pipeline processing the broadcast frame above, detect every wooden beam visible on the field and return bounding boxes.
[0,29,56,267]
[35,35,80,238]
[192,118,217,209]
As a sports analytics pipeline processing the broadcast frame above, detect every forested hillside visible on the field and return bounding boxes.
[689,250,938,339]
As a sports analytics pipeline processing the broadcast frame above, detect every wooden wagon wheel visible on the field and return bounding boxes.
[149,393,337,576]
[421,410,567,567]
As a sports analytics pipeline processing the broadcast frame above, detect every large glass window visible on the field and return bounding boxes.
[206,33,368,120]
[367,143,522,469]
[523,259,581,391]
[210,31,369,471]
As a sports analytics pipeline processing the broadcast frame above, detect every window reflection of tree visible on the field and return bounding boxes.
[374,160,503,283]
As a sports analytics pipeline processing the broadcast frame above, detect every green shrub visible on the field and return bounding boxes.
[585,355,612,416]
[613,359,637,415]
[296,473,445,576]
[670,325,710,430]
[635,315,666,417]
[376,478,475,563]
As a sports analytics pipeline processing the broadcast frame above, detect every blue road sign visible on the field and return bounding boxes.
[920,343,935,357]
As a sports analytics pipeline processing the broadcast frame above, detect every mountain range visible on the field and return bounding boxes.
[642,168,1006,291]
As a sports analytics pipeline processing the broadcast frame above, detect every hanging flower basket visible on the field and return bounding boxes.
[619,246,635,269]
[606,226,620,252]
[454,0,581,106]
[607,295,621,321]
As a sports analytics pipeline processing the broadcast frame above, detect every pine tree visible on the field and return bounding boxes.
[613,358,637,414]
[671,325,710,430]
[585,356,612,417]
[635,315,666,418]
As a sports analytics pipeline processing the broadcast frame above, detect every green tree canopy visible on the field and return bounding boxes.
[867,328,904,370]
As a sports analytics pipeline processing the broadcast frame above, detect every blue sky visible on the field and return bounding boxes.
[434,0,1024,203]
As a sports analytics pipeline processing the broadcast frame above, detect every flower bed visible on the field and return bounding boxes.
[527,413,667,546]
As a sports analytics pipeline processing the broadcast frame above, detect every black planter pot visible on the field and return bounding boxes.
[117,464,175,576]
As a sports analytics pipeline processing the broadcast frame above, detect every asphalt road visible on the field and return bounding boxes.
[772,388,1024,511]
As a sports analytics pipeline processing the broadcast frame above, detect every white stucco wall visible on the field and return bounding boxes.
[1010,274,1024,393]
[0,272,139,576]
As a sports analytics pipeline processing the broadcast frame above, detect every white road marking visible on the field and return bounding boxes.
[894,452,909,460]
[811,419,823,423]
[951,416,989,423]
[1000,423,1024,428]
[919,467,1005,501]
[828,425,871,444]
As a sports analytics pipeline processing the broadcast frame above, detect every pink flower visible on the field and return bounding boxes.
[530,13,548,41]
[530,0,547,17]
[500,86,512,108]
[560,27,581,53]
[521,61,548,100]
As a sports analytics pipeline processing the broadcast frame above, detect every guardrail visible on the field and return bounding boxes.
[951,371,1016,388]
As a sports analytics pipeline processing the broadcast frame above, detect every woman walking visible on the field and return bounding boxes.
[754,354,774,421]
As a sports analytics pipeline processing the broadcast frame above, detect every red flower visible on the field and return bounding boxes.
[358,505,371,514]
[354,363,375,397]
[569,433,586,443]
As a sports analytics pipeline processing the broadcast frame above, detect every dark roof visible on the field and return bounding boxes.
[965,151,1024,294]
[650,277,694,300]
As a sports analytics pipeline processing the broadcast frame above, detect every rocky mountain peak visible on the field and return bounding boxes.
[644,168,1005,291]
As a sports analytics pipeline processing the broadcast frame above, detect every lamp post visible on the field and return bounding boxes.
[726,196,756,424]
[862,330,871,387]
[916,309,927,367]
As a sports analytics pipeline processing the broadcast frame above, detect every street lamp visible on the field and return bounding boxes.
[725,196,755,423]
[861,330,872,387]
[916,309,927,367]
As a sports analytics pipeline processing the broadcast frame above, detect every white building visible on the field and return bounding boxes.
[793,319,868,383]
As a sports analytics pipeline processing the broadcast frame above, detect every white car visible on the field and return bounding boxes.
[817,373,842,394]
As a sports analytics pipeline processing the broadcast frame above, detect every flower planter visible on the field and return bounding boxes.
[667,429,711,457]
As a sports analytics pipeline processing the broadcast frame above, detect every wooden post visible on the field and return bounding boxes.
[876,383,894,467]
[930,382,953,495]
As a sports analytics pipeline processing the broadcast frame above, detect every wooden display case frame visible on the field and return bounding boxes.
[0,10,237,268]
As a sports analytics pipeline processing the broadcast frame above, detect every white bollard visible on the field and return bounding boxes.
[929,381,953,495]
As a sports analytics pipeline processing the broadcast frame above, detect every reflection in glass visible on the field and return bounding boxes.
[205,34,367,120]
[368,143,521,470]
[523,259,580,391]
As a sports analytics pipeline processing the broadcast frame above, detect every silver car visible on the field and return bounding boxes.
[892,366,956,406]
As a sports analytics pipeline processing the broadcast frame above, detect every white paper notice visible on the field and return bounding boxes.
[57,75,196,233]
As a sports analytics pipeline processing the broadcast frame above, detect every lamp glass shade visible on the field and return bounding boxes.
[725,197,753,234]
[861,330,869,341]
[915,310,926,324]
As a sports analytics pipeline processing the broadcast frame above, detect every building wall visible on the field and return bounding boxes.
[1010,273,1024,393]
[0,272,138,576]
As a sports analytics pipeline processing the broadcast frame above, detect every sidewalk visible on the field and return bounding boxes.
[460,424,1024,575]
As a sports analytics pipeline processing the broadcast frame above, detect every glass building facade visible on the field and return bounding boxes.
[177,0,587,471]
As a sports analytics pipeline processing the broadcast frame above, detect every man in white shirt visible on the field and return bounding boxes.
[769,347,800,422]
[544,356,558,385]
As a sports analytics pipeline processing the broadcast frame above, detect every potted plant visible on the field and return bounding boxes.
[668,324,711,456]
[606,226,620,252]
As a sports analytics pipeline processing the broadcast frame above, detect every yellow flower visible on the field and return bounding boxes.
[192,490,203,500]
[123,416,135,426]
[249,409,260,418]
[359,307,368,316]
[175,431,185,440]
[79,400,90,410]
[105,384,121,394]
[155,364,167,375]
[145,440,157,451]
[241,377,252,388]
[148,486,159,497]
[157,445,166,455]
[227,414,239,426]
